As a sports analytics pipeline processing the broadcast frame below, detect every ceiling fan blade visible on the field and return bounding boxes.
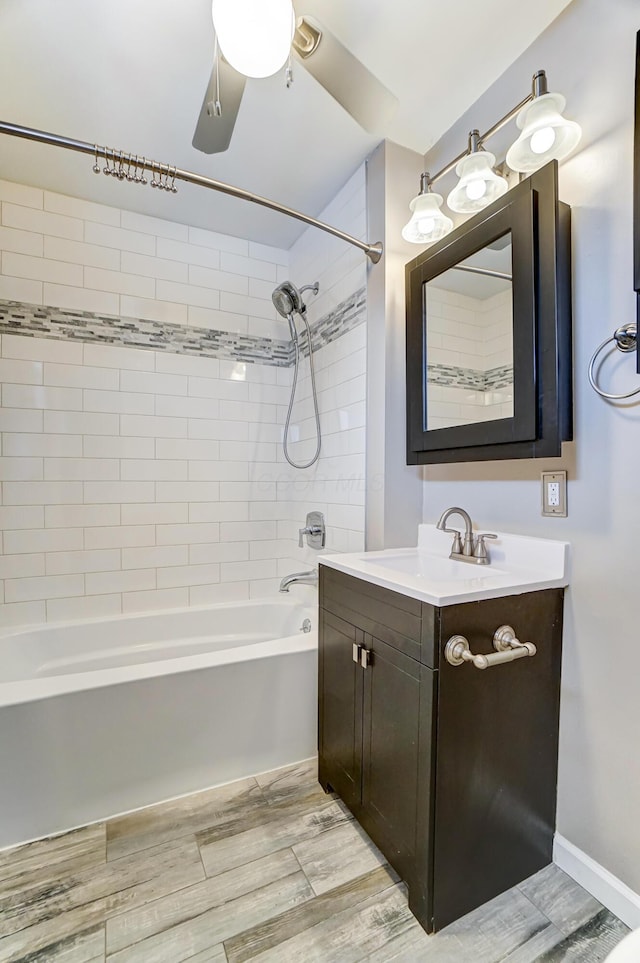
[192,58,247,154]
[293,16,397,134]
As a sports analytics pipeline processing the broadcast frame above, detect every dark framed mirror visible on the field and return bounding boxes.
[405,160,572,464]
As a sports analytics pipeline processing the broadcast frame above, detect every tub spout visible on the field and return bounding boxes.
[279,570,318,592]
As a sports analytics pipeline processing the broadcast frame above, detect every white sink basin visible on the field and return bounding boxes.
[362,552,509,581]
[320,525,569,606]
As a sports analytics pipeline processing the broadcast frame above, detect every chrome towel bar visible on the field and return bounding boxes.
[588,323,640,400]
[445,625,537,670]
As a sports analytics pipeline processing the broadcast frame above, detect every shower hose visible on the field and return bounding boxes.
[283,311,321,469]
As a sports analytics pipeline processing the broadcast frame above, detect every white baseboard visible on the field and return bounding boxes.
[554,834,640,930]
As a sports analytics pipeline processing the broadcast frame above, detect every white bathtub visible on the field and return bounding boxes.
[0,594,318,849]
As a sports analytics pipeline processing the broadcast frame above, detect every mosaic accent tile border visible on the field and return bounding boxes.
[484,364,513,391]
[428,362,514,392]
[0,287,366,368]
[305,287,366,355]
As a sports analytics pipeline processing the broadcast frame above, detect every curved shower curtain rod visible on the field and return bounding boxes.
[0,121,383,263]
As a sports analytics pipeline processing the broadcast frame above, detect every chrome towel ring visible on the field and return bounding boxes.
[588,323,640,400]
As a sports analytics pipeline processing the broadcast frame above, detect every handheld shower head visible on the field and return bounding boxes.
[272,280,319,320]
[272,281,301,319]
[272,280,320,346]
[273,279,322,469]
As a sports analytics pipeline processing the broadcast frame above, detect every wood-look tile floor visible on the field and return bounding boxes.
[0,759,629,963]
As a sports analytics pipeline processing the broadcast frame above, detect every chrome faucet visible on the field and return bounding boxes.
[279,570,319,592]
[436,507,497,565]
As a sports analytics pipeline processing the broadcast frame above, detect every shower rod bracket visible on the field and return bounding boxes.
[0,121,383,264]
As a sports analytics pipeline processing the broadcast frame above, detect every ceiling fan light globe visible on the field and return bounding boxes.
[506,92,582,172]
[211,0,295,79]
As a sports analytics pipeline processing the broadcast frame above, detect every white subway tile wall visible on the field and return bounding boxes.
[0,168,367,625]
[278,166,367,580]
[0,333,286,622]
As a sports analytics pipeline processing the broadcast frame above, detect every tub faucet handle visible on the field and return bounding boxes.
[298,511,326,549]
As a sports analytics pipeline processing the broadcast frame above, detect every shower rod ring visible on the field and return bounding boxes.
[588,323,640,400]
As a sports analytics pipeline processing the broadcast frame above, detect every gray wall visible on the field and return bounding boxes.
[414,0,640,892]
[366,142,424,550]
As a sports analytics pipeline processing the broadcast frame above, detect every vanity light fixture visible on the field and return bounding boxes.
[402,173,454,245]
[506,72,582,172]
[211,0,295,78]
[447,131,509,214]
[404,69,581,244]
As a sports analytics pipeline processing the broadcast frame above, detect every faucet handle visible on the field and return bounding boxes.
[298,511,326,549]
[474,533,498,560]
[440,525,463,555]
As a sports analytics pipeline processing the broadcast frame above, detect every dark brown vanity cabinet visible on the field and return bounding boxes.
[318,564,564,933]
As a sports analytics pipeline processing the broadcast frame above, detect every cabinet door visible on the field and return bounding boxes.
[361,634,431,884]
[318,610,363,809]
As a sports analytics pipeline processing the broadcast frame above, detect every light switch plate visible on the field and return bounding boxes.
[541,471,567,517]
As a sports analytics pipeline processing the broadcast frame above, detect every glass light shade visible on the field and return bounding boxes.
[506,92,582,173]
[211,0,294,79]
[446,149,509,214]
[402,190,453,244]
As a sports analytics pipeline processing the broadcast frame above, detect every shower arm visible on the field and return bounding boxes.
[0,121,383,264]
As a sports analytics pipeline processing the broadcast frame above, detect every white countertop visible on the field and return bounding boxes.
[320,525,569,607]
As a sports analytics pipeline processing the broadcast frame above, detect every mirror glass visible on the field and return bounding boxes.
[423,232,514,431]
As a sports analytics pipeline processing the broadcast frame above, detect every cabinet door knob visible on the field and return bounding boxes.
[360,648,371,669]
[352,643,361,664]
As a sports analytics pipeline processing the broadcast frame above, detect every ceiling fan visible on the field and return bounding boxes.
[192,1,398,155]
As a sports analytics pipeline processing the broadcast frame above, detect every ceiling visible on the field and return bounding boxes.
[0,0,574,249]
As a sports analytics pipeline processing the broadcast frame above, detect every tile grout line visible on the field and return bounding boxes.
[515,881,557,927]
[105,855,312,958]
[234,875,405,963]
[103,779,264,863]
